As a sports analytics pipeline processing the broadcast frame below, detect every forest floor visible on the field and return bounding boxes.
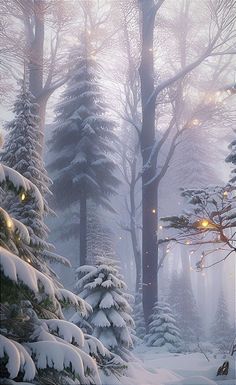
[110,345,236,385]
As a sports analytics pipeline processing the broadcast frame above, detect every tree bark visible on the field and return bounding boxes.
[79,192,87,266]
[139,0,158,326]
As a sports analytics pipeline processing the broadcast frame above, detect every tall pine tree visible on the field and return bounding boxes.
[48,43,119,265]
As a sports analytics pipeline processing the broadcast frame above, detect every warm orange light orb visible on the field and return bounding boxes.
[200,219,209,228]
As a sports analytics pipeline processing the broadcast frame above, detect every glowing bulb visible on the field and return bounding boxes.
[223,191,228,197]
[7,219,13,229]
[192,119,200,126]
[152,209,156,214]
[159,225,163,230]
[166,248,170,253]
[26,258,31,263]
[185,240,191,245]
[20,192,26,201]
[200,219,209,228]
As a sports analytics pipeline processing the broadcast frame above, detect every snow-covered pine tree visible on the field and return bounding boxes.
[48,43,119,265]
[211,289,232,352]
[145,301,182,352]
[0,161,104,385]
[74,257,134,360]
[0,85,62,275]
[133,290,146,341]
[168,270,202,348]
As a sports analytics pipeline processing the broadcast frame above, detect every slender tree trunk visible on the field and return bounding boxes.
[139,0,158,325]
[130,224,142,293]
[28,0,44,99]
[80,192,87,266]
[25,0,46,155]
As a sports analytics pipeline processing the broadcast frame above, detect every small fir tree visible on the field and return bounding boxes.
[211,290,232,352]
[145,302,182,352]
[48,43,119,265]
[74,257,134,360]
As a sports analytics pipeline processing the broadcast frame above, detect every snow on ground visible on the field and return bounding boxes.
[107,344,236,385]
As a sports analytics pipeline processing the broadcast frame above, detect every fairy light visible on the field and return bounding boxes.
[152,208,156,214]
[200,219,209,228]
[185,240,191,245]
[148,48,153,52]
[166,248,170,253]
[119,236,122,240]
[192,119,200,126]
[6,219,13,229]
[26,258,31,263]
[223,191,228,197]
[159,225,163,230]
[20,192,26,202]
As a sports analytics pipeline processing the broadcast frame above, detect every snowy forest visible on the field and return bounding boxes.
[0,0,235,384]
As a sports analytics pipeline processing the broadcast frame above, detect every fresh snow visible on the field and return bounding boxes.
[44,319,84,347]
[0,163,44,211]
[0,335,35,381]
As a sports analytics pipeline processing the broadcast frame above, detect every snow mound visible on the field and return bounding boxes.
[173,377,217,385]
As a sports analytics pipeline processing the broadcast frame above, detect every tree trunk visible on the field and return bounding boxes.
[130,223,142,293]
[28,0,44,99]
[139,0,158,326]
[80,193,87,266]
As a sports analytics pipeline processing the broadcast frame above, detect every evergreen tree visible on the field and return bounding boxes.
[48,44,119,265]
[211,290,232,352]
[0,85,62,275]
[133,290,146,340]
[168,271,202,347]
[145,302,182,352]
[74,257,134,360]
[0,161,103,385]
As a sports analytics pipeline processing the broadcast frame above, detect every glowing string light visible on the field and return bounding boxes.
[20,192,26,201]
[6,219,13,229]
